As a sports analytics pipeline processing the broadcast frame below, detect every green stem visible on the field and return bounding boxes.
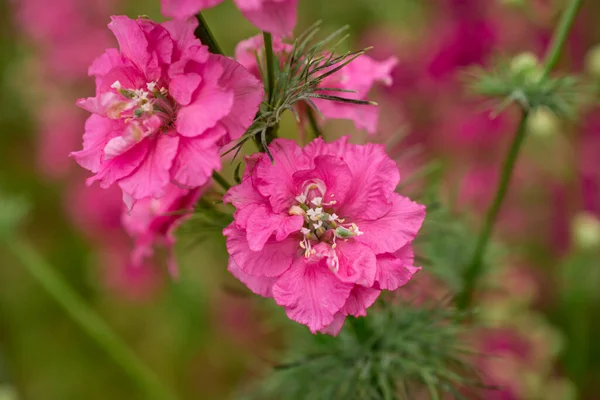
[306,107,323,139]
[348,317,371,344]
[263,32,276,104]
[541,0,583,78]
[456,0,583,310]
[5,238,178,400]
[194,13,224,55]
[456,111,529,310]
[212,171,231,191]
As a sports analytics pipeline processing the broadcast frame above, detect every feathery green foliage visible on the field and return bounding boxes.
[241,302,480,400]
[465,57,588,119]
[223,21,374,160]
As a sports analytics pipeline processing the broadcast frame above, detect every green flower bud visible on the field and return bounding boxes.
[510,52,539,74]
[585,45,600,78]
[572,212,600,250]
[527,108,560,139]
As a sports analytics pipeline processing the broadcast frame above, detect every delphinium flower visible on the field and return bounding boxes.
[161,0,298,37]
[72,16,263,207]
[15,0,116,79]
[223,137,426,334]
[121,183,204,277]
[234,34,292,80]
[234,34,398,135]
[67,181,162,300]
[310,54,398,135]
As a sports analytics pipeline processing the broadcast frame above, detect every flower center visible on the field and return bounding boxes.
[289,179,363,272]
[109,80,177,131]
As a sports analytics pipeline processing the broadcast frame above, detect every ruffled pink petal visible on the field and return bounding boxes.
[175,61,235,137]
[356,193,426,254]
[108,16,156,78]
[273,257,353,333]
[170,129,225,188]
[311,55,397,135]
[89,48,124,80]
[87,135,152,189]
[118,134,180,200]
[223,223,297,277]
[253,139,310,213]
[234,0,298,37]
[313,100,380,134]
[139,20,174,66]
[234,34,293,80]
[223,162,266,209]
[161,0,224,20]
[292,155,352,206]
[245,205,304,251]
[162,18,199,60]
[103,116,161,160]
[319,312,346,336]
[341,286,380,317]
[97,65,148,95]
[228,257,276,297]
[334,241,377,287]
[71,115,122,173]
[213,54,264,141]
[169,73,202,106]
[337,141,401,220]
[374,244,421,291]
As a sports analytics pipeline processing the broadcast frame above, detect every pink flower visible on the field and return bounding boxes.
[234,34,293,80]
[122,183,204,278]
[99,241,163,301]
[161,0,298,37]
[312,55,398,135]
[38,101,87,179]
[223,137,425,334]
[15,0,116,79]
[72,16,263,206]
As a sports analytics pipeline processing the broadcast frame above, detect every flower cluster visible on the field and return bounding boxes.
[72,16,263,207]
[69,2,425,335]
[223,137,425,333]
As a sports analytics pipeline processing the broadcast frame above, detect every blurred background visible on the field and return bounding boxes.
[1,0,600,398]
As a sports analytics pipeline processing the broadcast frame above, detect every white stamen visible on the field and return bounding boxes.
[295,194,307,204]
[111,81,122,90]
[313,221,323,230]
[146,82,157,91]
[311,197,323,206]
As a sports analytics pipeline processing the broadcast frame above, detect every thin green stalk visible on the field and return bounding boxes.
[306,107,323,138]
[212,171,231,191]
[456,111,529,310]
[5,238,178,400]
[456,0,583,310]
[541,0,583,78]
[263,32,276,104]
[194,12,224,55]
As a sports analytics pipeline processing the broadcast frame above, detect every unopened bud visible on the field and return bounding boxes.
[572,212,600,250]
[585,45,600,79]
[527,108,560,139]
[510,52,542,83]
[0,384,18,400]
